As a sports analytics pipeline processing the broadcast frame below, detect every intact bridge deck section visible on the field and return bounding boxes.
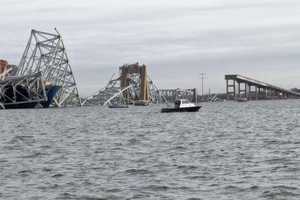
[225,74,300,100]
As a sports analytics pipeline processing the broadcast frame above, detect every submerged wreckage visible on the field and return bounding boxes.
[0,29,81,109]
[83,63,164,106]
[1,30,164,109]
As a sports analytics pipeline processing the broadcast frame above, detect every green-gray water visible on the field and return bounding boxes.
[0,100,299,199]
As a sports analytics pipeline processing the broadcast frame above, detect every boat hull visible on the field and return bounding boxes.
[109,104,129,108]
[161,106,201,113]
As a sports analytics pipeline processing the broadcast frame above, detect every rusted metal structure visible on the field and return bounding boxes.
[0,60,17,81]
[225,74,300,100]
[83,62,162,106]
[119,63,150,104]
[17,29,81,107]
[0,60,9,81]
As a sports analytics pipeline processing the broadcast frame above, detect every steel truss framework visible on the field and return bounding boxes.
[17,29,81,107]
[83,63,163,106]
[0,72,47,109]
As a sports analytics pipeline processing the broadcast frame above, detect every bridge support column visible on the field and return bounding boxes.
[234,80,236,97]
[245,83,250,98]
[237,82,240,96]
[245,82,248,98]
[226,79,236,100]
[249,85,256,100]
[265,88,268,99]
[237,82,248,98]
[226,79,228,94]
[255,86,258,100]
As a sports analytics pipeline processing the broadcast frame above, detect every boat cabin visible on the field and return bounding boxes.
[174,99,196,108]
[161,99,200,113]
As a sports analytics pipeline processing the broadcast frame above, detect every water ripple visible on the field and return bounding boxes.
[0,101,299,199]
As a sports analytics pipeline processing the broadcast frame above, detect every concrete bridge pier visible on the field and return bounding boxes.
[225,74,300,101]
[226,79,236,99]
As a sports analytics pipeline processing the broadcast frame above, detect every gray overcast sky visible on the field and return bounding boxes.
[1,0,300,96]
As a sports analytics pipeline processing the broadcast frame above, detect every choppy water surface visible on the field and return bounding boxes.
[0,100,299,200]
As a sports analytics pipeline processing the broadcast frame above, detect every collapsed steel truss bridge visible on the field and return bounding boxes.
[83,63,162,106]
[17,29,81,107]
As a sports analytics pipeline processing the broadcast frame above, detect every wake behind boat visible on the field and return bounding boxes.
[161,99,201,113]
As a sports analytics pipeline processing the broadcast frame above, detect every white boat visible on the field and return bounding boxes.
[161,99,201,113]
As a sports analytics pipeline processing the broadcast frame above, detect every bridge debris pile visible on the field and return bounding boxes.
[83,63,162,106]
[0,29,81,109]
